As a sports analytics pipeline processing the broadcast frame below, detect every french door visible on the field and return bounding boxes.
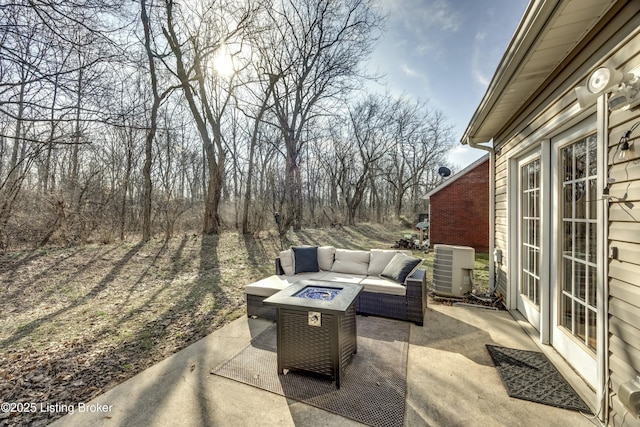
[517,155,542,331]
[551,132,599,388]
[513,122,601,389]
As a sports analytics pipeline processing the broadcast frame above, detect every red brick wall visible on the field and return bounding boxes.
[429,159,489,252]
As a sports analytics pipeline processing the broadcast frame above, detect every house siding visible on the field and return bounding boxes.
[429,159,489,252]
[487,2,640,424]
[608,106,640,426]
[494,154,509,299]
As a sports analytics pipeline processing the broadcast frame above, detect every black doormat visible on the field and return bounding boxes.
[486,345,592,413]
[212,316,410,427]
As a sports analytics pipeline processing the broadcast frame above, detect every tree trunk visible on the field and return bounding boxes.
[70,66,83,191]
[241,129,258,234]
[120,136,132,241]
[242,76,277,234]
[10,82,25,173]
[283,139,303,231]
[140,0,161,242]
[203,141,224,234]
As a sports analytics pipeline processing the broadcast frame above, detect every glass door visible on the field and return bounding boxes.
[552,133,598,387]
[517,157,542,330]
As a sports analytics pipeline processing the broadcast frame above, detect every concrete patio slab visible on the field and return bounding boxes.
[50,302,599,427]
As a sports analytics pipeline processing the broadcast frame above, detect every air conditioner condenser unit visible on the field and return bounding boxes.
[432,244,475,297]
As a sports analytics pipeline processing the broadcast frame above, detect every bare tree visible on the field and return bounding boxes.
[342,95,392,224]
[0,0,458,249]
[262,0,383,231]
[385,96,453,217]
[160,0,256,234]
[0,0,137,246]
[140,0,175,241]
[239,71,280,234]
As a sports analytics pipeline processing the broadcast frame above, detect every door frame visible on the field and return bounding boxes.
[549,120,600,388]
[508,142,551,344]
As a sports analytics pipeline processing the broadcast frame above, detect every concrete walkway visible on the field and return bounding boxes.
[50,302,601,427]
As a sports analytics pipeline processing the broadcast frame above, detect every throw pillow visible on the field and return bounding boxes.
[368,249,401,276]
[293,246,319,274]
[317,246,336,271]
[279,249,294,275]
[380,253,422,284]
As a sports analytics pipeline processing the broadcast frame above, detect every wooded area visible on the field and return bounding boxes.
[0,0,454,249]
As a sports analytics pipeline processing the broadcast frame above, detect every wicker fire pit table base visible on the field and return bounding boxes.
[263,280,364,389]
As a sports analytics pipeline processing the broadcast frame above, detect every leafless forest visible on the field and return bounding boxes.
[0,0,454,250]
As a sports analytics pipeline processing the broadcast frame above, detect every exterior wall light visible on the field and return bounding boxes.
[617,121,639,161]
[609,81,640,111]
[619,138,630,160]
[575,64,639,110]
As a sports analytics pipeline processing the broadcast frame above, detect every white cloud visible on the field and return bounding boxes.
[471,32,492,87]
[381,0,460,32]
[401,63,424,78]
[414,41,437,56]
[472,65,491,87]
[382,0,460,58]
[421,0,460,32]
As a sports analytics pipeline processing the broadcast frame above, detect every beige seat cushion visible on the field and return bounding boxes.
[279,249,294,275]
[245,275,289,297]
[367,249,410,276]
[331,249,370,275]
[317,246,336,271]
[277,271,331,284]
[315,271,366,284]
[359,276,407,296]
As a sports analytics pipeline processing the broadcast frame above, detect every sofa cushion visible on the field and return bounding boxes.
[245,275,289,297]
[360,276,407,296]
[380,253,422,284]
[317,246,336,271]
[317,271,365,284]
[292,246,319,274]
[278,271,331,284]
[331,249,370,275]
[279,249,294,275]
[368,249,407,276]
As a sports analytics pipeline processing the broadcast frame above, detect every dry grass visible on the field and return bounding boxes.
[0,222,489,426]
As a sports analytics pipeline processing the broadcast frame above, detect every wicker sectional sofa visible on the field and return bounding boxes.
[245,246,426,325]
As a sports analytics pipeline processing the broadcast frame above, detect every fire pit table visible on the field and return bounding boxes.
[263,280,363,389]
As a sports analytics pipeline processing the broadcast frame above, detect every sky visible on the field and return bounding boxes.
[366,0,529,171]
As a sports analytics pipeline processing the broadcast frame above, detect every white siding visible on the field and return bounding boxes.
[608,100,640,426]
[490,2,640,424]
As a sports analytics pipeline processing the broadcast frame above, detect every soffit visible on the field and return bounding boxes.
[462,0,617,144]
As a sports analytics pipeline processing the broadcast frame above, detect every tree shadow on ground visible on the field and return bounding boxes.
[1,245,122,303]
[0,235,234,426]
[241,234,275,278]
[297,227,363,249]
[2,225,409,425]
[0,242,145,348]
